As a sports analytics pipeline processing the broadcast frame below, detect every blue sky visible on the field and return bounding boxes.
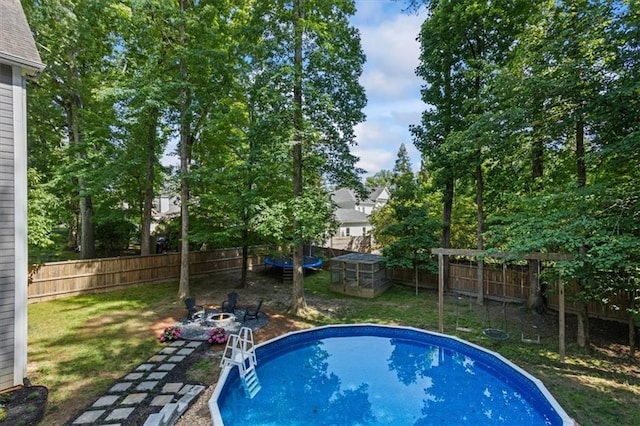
[351,0,425,178]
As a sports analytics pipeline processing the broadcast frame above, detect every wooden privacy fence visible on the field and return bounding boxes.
[449,263,529,301]
[28,244,633,325]
[27,247,265,303]
[445,262,630,324]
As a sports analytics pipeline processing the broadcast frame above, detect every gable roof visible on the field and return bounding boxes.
[0,0,45,74]
[331,186,388,208]
[368,186,385,200]
[334,208,370,225]
[331,188,357,207]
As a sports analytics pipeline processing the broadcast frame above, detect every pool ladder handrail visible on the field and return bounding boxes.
[220,327,261,398]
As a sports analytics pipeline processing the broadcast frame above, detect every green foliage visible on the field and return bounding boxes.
[365,170,393,190]
[412,0,640,316]
[374,145,440,272]
[251,189,337,247]
[94,209,137,258]
[27,168,60,249]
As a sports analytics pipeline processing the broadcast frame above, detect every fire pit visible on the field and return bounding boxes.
[206,312,236,328]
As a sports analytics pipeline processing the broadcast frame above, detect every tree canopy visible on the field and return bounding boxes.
[411,0,640,345]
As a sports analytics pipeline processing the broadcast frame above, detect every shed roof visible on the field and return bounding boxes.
[0,0,45,73]
[331,253,385,264]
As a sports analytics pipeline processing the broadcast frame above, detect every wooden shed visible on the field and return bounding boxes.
[330,253,391,298]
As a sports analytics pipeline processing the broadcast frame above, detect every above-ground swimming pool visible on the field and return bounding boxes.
[209,324,573,425]
[264,255,323,269]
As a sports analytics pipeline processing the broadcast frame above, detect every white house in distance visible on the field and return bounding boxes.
[328,187,389,251]
[0,0,45,391]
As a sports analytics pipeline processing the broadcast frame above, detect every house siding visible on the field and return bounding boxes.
[0,63,16,390]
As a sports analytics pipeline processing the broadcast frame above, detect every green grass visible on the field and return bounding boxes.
[28,282,180,423]
[28,270,640,426]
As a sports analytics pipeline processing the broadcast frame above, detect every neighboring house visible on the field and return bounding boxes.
[0,0,45,391]
[151,194,180,227]
[331,186,389,237]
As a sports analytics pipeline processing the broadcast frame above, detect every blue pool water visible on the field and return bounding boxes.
[211,325,572,425]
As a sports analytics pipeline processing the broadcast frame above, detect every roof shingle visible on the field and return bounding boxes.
[0,0,45,73]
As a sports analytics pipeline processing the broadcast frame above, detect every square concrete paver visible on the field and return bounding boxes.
[136,381,159,391]
[105,407,135,421]
[177,348,194,356]
[135,363,155,371]
[121,393,148,405]
[109,382,132,393]
[124,372,145,381]
[148,354,167,362]
[159,347,178,355]
[92,395,119,407]
[147,372,168,380]
[157,363,176,371]
[178,385,193,395]
[162,382,184,393]
[151,394,175,406]
[72,410,105,424]
[169,340,186,347]
[186,341,202,348]
[167,355,185,363]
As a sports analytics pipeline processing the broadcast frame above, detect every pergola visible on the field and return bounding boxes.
[432,248,573,361]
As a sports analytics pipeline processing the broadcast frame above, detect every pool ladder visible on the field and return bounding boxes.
[220,327,262,399]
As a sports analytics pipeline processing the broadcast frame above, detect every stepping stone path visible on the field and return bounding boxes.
[71,340,206,426]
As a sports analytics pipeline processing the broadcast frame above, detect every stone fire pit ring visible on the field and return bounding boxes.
[205,312,237,328]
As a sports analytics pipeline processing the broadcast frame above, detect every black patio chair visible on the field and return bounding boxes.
[222,292,239,314]
[184,297,205,322]
[243,300,264,322]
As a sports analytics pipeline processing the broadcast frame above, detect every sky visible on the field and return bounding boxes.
[350,0,425,178]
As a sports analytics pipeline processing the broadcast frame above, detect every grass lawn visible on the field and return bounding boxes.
[27,269,640,425]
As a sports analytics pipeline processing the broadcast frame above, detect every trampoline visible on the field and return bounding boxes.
[264,255,322,270]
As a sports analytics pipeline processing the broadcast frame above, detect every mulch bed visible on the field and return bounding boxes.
[0,385,48,426]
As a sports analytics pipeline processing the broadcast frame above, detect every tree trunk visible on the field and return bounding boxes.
[69,100,95,259]
[141,108,159,256]
[476,163,484,304]
[241,243,248,289]
[441,174,454,290]
[577,304,589,348]
[629,313,636,358]
[576,120,589,346]
[177,0,190,300]
[289,0,307,315]
[79,194,95,259]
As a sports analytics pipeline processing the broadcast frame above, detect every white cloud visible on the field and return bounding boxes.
[358,12,423,102]
[350,1,426,178]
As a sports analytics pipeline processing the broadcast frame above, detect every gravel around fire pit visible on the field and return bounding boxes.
[177,309,269,340]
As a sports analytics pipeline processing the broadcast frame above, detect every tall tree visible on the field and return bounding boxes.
[374,144,440,293]
[25,0,122,259]
[109,0,174,256]
[248,0,366,315]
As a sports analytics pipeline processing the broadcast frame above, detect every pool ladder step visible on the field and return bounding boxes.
[220,327,261,399]
[242,366,262,398]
